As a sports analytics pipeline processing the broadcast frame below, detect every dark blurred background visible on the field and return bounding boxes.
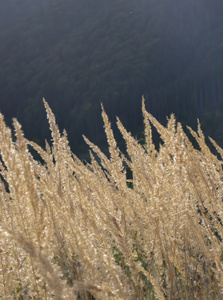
[1,0,223,158]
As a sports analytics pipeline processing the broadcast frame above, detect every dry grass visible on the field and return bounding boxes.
[0,98,223,299]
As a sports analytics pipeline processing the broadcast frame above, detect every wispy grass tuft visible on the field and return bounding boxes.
[0,97,223,299]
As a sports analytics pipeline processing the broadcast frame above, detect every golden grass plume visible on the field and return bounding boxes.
[0,97,223,299]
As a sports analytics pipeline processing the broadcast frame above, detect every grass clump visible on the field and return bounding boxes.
[0,97,223,299]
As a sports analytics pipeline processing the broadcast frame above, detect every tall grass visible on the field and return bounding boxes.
[0,98,223,299]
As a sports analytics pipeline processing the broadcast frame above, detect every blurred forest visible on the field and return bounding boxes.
[1,0,223,158]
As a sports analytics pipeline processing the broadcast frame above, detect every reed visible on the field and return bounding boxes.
[0,98,222,299]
